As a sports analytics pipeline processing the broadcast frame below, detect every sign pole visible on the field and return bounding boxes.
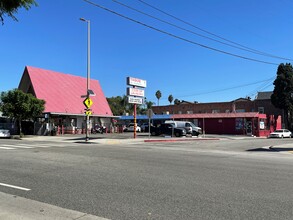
[126,76,147,139]
[148,116,151,139]
[80,17,91,142]
[86,99,89,141]
[147,109,153,139]
[134,103,137,139]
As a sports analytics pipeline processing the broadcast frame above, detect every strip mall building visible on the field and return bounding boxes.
[148,93,282,137]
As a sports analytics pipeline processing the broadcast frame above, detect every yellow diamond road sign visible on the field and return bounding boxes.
[83,98,93,109]
[85,111,92,116]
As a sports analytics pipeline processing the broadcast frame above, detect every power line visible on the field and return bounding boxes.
[112,0,267,57]
[150,77,275,102]
[137,0,293,62]
[114,0,292,61]
[83,0,279,65]
[246,78,274,98]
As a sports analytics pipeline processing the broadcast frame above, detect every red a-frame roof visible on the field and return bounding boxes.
[18,66,113,116]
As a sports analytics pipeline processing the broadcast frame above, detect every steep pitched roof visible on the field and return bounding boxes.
[18,66,113,116]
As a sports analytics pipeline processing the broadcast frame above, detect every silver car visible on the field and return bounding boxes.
[0,127,11,138]
[269,129,291,138]
[124,123,141,132]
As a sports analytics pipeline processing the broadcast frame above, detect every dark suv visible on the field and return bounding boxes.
[150,124,186,137]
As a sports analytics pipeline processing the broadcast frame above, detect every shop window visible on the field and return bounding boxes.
[258,107,264,114]
[259,118,266,130]
[235,118,244,130]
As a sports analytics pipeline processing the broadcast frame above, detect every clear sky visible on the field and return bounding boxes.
[1,0,293,106]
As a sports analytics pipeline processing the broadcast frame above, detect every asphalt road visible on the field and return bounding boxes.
[0,138,293,219]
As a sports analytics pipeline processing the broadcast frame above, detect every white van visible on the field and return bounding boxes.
[165,120,202,136]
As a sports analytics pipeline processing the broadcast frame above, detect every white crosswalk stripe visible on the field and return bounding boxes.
[0,144,67,150]
[3,144,34,149]
[0,146,15,150]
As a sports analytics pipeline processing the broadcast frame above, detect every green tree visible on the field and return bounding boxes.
[0,89,45,135]
[107,95,155,116]
[168,94,173,105]
[174,99,180,105]
[0,0,37,24]
[155,90,162,106]
[271,63,293,129]
[145,100,154,109]
[139,98,154,115]
[107,96,126,115]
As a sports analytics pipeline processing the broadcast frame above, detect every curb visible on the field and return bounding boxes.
[144,138,220,143]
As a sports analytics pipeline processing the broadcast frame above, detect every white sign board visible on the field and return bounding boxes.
[127,87,145,97]
[127,77,147,88]
[127,96,143,104]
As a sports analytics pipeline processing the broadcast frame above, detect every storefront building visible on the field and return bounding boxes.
[18,66,116,135]
[119,112,281,137]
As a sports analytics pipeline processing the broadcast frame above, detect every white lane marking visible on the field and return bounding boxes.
[2,144,58,148]
[0,146,15,150]
[3,145,33,149]
[32,145,54,148]
[0,144,68,150]
[0,183,31,191]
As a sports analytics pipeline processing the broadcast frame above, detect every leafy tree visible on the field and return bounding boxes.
[145,100,154,109]
[0,0,37,24]
[168,94,173,105]
[271,63,293,129]
[174,99,180,105]
[107,96,126,115]
[0,89,45,135]
[107,95,155,116]
[140,98,154,115]
[155,90,162,106]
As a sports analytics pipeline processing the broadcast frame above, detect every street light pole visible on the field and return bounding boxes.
[80,17,91,142]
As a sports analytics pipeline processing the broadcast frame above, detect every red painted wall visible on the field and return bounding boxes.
[199,118,244,135]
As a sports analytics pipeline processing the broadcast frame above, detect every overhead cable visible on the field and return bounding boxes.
[136,0,293,62]
[112,0,275,58]
[83,0,279,66]
[151,77,275,102]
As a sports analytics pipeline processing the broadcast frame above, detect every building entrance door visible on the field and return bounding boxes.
[246,121,252,136]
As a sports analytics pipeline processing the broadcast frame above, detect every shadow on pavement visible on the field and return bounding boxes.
[246,148,273,152]
[247,147,293,153]
[269,147,293,152]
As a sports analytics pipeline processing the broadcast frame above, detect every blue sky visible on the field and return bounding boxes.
[1,0,293,106]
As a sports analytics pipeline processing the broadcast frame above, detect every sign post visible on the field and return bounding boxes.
[83,97,93,141]
[126,77,147,139]
[147,109,153,138]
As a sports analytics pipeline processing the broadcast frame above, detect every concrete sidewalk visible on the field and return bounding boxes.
[20,134,221,144]
[18,133,265,144]
[0,192,109,220]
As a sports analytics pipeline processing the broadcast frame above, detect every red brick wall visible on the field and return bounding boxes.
[152,99,282,116]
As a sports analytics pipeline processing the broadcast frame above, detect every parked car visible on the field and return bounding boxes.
[269,129,292,138]
[0,127,10,138]
[140,123,151,132]
[124,123,141,132]
[150,123,186,137]
[164,120,202,136]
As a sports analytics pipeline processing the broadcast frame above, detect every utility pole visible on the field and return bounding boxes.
[80,17,91,141]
